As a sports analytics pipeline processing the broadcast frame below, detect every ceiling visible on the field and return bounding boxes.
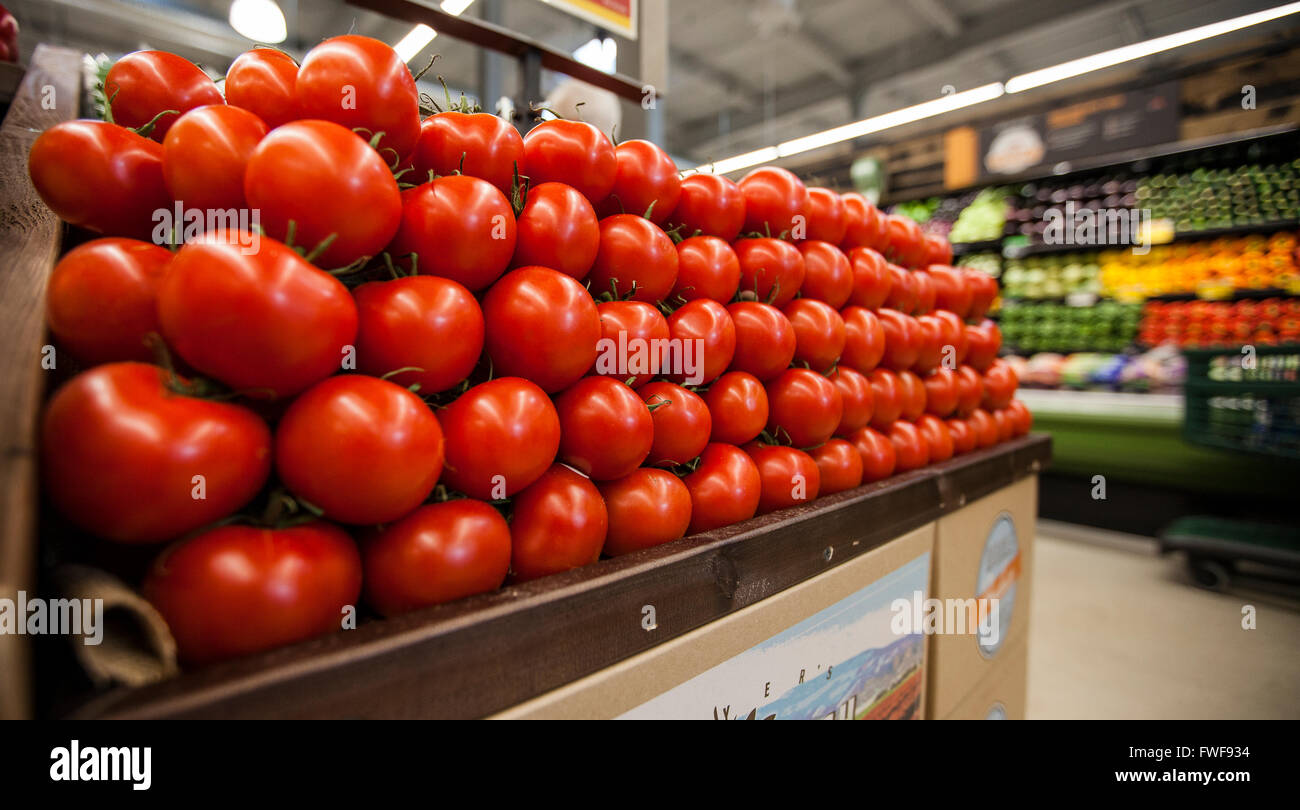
[8,0,1298,165]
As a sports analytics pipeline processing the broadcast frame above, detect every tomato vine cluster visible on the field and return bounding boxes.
[28,35,1031,667]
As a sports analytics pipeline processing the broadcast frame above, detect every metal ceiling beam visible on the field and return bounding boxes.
[911,0,962,38]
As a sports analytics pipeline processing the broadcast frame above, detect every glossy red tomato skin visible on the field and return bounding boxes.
[982,358,1018,411]
[967,270,999,321]
[734,237,805,307]
[932,309,969,366]
[673,236,741,302]
[362,500,511,615]
[389,175,517,291]
[841,193,886,251]
[884,214,926,268]
[913,269,937,315]
[803,187,847,245]
[159,232,358,398]
[522,119,617,203]
[162,105,267,212]
[588,214,679,302]
[884,264,918,314]
[923,367,959,417]
[666,299,735,385]
[728,302,796,381]
[879,308,921,371]
[556,377,654,480]
[599,469,693,556]
[924,233,954,267]
[889,420,930,472]
[144,520,361,664]
[511,463,609,581]
[668,174,746,241]
[913,313,946,373]
[993,407,1016,443]
[745,444,820,514]
[597,139,681,223]
[739,166,807,237]
[703,371,769,446]
[917,414,954,463]
[928,265,973,319]
[783,298,845,373]
[969,408,1000,448]
[965,319,1002,372]
[245,120,402,268]
[41,363,271,544]
[849,425,897,482]
[830,365,875,437]
[594,300,669,385]
[29,121,170,240]
[810,439,863,494]
[954,365,985,417]
[766,368,844,448]
[683,443,762,533]
[225,48,300,130]
[105,50,224,141]
[439,377,560,499]
[276,375,444,524]
[840,306,886,372]
[294,35,420,161]
[511,182,600,279]
[868,367,903,429]
[482,266,601,393]
[353,275,483,393]
[798,240,853,308]
[897,369,927,422]
[46,238,171,365]
[846,247,892,309]
[413,111,526,193]
[638,381,712,465]
[1007,399,1033,436]
[947,417,977,454]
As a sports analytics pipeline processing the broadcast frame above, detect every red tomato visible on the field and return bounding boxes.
[734,237,805,307]
[745,444,820,514]
[868,367,903,428]
[879,308,921,371]
[739,166,807,237]
[389,174,517,291]
[668,174,746,241]
[981,358,1018,411]
[483,266,600,393]
[682,443,761,533]
[413,111,525,194]
[556,377,654,480]
[913,269,937,315]
[666,299,735,385]
[1007,399,1033,436]
[917,414,954,463]
[884,214,926,268]
[923,234,953,267]
[362,500,510,615]
[28,121,170,240]
[932,309,969,366]
[158,231,357,398]
[46,238,171,365]
[783,298,845,372]
[897,369,927,422]
[673,235,741,302]
[510,464,608,581]
[728,301,796,381]
[803,187,847,244]
[798,240,853,308]
[703,371,769,446]
[969,408,999,448]
[841,306,886,372]
[594,300,670,386]
[245,120,402,268]
[41,363,270,543]
[912,313,947,374]
[967,270,998,321]
[923,367,958,417]
[276,375,444,524]
[144,520,360,664]
[947,417,977,454]
[928,265,973,319]
[162,105,266,212]
[105,50,223,141]
[884,264,918,314]
[849,425,897,482]
[846,247,892,309]
[512,182,599,279]
[353,275,483,393]
[830,365,874,437]
[889,420,929,471]
[638,381,711,466]
[841,192,886,251]
[954,365,984,417]
[766,368,843,448]
[597,139,680,223]
[965,319,1002,371]
[588,214,679,302]
[522,119,617,203]
[810,439,863,494]
[295,35,420,161]
[993,407,1016,442]
[599,469,693,556]
[439,377,560,499]
[225,48,300,130]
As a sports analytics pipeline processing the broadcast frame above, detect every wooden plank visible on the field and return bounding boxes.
[0,45,82,721]
[68,434,1050,720]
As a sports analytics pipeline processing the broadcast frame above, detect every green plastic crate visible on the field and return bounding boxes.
[1182,345,1300,459]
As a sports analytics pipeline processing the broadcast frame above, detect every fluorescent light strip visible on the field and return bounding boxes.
[693,147,781,176]
[1006,1,1300,92]
[394,0,478,63]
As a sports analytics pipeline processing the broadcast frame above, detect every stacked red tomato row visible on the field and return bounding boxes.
[28,35,1030,666]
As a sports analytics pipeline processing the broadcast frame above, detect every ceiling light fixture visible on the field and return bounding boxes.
[394,0,479,64]
[228,0,287,44]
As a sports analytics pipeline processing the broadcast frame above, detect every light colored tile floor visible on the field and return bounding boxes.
[1027,525,1300,719]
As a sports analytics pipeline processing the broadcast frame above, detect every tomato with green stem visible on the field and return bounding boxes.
[439,377,560,499]
[555,376,654,481]
[105,50,224,141]
[596,139,681,223]
[162,104,267,212]
[599,469,692,556]
[667,173,745,241]
[672,235,741,303]
[511,182,599,280]
[483,266,601,393]
[728,301,796,381]
[225,47,301,130]
[522,119,617,203]
[682,443,761,533]
[511,464,608,582]
[638,381,711,466]
[389,174,517,292]
[594,300,669,386]
[734,237,804,307]
[766,368,844,448]
[703,371,768,446]
[666,299,735,385]
[588,214,679,303]
[783,298,845,373]
[739,166,806,237]
[413,110,525,194]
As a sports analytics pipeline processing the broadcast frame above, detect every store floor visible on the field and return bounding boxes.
[1027,521,1300,720]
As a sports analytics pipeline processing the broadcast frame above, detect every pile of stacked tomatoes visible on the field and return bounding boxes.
[28,35,1030,667]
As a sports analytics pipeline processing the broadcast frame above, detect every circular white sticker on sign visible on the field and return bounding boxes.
[986,702,1008,720]
[975,512,1019,658]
